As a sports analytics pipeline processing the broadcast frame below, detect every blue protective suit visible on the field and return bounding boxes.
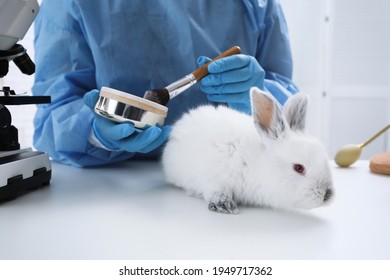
[33,0,298,167]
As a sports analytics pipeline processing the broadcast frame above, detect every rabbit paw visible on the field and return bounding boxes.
[208,193,238,214]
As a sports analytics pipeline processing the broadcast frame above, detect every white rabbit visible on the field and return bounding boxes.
[162,87,334,214]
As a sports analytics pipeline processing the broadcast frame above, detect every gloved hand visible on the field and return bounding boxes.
[84,89,171,153]
[197,54,265,114]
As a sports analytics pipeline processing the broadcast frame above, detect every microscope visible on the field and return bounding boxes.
[0,0,51,201]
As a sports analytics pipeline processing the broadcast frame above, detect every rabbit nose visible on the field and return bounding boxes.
[323,188,333,202]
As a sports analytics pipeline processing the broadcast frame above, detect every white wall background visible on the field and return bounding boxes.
[2,0,390,159]
[281,0,390,159]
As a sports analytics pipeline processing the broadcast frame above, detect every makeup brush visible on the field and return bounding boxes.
[144,46,241,106]
[334,124,390,167]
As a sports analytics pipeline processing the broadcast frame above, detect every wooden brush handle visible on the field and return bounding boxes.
[191,46,241,81]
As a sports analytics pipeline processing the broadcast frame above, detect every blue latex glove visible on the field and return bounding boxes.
[197,54,265,114]
[84,90,171,153]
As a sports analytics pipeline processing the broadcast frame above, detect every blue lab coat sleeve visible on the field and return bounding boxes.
[32,1,134,167]
[253,0,299,105]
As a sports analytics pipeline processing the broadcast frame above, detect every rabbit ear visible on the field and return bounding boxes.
[283,93,308,132]
[250,87,288,140]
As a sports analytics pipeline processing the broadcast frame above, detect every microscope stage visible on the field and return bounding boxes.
[0,148,51,201]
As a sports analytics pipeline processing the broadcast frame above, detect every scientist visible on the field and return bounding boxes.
[32,0,298,167]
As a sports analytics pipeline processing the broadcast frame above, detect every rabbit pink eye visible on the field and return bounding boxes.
[293,164,305,175]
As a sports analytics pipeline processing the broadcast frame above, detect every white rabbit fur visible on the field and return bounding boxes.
[162,87,334,214]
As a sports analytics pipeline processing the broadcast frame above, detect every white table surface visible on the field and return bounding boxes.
[0,160,389,260]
